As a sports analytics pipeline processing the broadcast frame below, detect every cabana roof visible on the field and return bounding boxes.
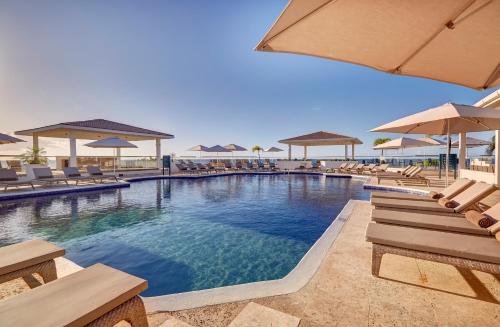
[15,119,174,141]
[279,131,363,146]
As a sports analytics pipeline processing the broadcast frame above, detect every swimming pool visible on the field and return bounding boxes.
[0,174,368,296]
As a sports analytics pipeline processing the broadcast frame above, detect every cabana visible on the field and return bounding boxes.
[15,119,174,169]
[279,131,362,160]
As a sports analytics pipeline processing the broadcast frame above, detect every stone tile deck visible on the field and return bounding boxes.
[149,201,500,327]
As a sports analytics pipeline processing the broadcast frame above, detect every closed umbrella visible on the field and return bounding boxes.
[256,0,500,90]
[371,102,500,185]
[84,137,137,175]
[0,133,25,145]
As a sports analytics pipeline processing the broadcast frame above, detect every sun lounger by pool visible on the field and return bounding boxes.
[0,168,34,191]
[365,222,500,277]
[62,167,96,185]
[376,166,429,186]
[370,178,474,202]
[371,182,496,216]
[0,240,64,286]
[0,263,148,327]
[87,166,119,182]
[33,167,69,186]
[349,163,365,174]
[328,162,347,173]
[375,165,412,177]
[338,163,356,173]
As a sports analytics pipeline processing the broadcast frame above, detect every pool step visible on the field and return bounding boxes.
[229,302,301,327]
[159,317,194,327]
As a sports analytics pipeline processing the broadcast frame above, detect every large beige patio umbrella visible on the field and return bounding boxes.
[85,137,137,175]
[371,102,500,185]
[188,145,209,157]
[373,137,435,150]
[451,137,490,148]
[0,133,25,145]
[224,144,247,158]
[256,0,500,89]
[206,145,232,162]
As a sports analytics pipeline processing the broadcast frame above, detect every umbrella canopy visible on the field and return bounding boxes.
[224,144,247,151]
[371,103,500,134]
[264,147,284,152]
[84,137,137,148]
[416,137,447,146]
[256,0,500,90]
[206,145,232,153]
[188,145,209,152]
[451,137,490,148]
[0,133,26,145]
[373,137,435,150]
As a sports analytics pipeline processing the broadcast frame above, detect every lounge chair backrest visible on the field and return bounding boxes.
[378,163,389,171]
[401,165,412,174]
[63,167,81,178]
[407,166,422,177]
[338,162,347,169]
[0,168,18,181]
[33,167,53,179]
[443,178,474,199]
[403,166,418,176]
[346,163,356,169]
[453,182,496,211]
[484,202,500,220]
[366,164,376,169]
[87,166,103,176]
[355,163,364,169]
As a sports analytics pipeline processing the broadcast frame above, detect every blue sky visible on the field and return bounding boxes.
[0,0,497,158]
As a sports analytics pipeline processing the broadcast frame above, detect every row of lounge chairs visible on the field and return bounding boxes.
[0,166,118,191]
[175,159,279,174]
[0,240,149,326]
[329,162,389,174]
[366,178,500,277]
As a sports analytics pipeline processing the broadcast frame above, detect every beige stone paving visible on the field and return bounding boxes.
[148,201,500,327]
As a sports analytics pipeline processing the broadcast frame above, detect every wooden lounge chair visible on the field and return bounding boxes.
[0,240,64,286]
[367,163,390,174]
[338,163,356,173]
[362,164,376,174]
[62,167,96,185]
[33,167,69,186]
[328,162,347,173]
[371,208,492,236]
[375,165,412,177]
[371,182,496,216]
[376,166,430,186]
[87,166,119,182]
[365,222,500,277]
[370,178,474,202]
[0,263,148,327]
[0,168,34,191]
[349,163,365,174]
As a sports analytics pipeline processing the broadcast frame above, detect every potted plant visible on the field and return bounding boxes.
[21,147,48,179]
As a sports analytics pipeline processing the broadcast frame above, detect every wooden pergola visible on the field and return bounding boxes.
[279,131,363,160]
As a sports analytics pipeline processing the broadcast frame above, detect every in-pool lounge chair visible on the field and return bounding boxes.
[0,240,64,286]
[365,222,500,277]
[370,178,475,202]
[33,167,69,186]
[0,263,149,327]
[0,168,35,191]
[87,166,119,182]
[371,182,496,216]
[62,167,96,185]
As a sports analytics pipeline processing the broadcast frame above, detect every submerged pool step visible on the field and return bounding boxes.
[229,302,301,327]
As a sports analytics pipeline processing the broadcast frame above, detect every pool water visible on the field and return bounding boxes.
[0,175,368,296]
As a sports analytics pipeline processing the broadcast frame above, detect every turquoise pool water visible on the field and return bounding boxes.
[0,174,368,296]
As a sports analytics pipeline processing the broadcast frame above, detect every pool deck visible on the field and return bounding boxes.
[148,201,500,327]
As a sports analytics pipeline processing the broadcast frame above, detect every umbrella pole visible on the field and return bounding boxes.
[113,148,116,176]
[446,121,450,187]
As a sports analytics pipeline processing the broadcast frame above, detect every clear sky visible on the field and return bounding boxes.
[0,0,497,158]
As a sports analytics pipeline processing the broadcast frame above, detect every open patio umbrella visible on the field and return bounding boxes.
[451,137,490,148]
[373,137,435,150]
[256,0,500,90]
[206,145,232,162]
[416,137,447,146]
[188,145,209,157]
[224,144,247,158]
[0,133,25,145]
[264,146,284,152]
[85,137,137,175]
[371,102,500,185]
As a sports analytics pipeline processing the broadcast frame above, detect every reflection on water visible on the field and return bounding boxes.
[0,175,368,296]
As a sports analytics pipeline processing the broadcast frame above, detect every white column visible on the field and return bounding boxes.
[344,145,348,160]
[288,144,292,160]
[156,138,162,169]
[69,135,77,167]
[495,130,500,186]
[458,133,466,170]
[303,146,307,160]
[351,144,355,160]
[116,148,121,169]
[32,133,39,149]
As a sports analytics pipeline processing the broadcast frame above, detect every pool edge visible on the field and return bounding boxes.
[143,199,364,313]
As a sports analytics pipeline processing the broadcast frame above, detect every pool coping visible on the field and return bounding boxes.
[0,181,130,201]
[363,182,430,195]
[143,199,362,313]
